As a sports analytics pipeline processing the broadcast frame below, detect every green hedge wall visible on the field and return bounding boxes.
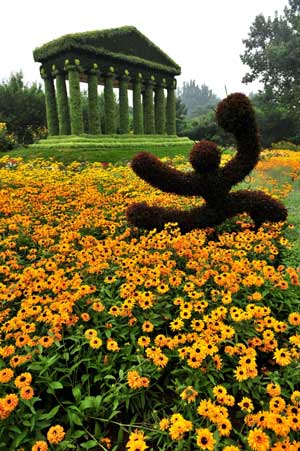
[55,72,71,135]
[68,68,84,135]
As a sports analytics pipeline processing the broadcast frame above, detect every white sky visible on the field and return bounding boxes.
[1,0,288,97]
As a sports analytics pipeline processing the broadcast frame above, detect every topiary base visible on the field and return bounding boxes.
[29,134,192,151]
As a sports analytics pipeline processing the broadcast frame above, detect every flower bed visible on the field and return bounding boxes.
[0,152,299,450]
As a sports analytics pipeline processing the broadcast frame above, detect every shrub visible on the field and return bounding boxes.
[0,122,16,151]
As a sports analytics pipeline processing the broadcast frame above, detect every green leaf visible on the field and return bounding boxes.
[71,430,86,439]
[72,385,82,402]
[11,431,27,448]
[49,381,63,389]
[80,396,98,411]
[68,411,83,426]
[81,440,99,449]
[38,405,60,421]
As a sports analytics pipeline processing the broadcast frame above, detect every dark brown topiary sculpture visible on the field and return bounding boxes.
[126,93,288,233]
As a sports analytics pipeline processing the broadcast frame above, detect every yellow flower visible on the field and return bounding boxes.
[274,348,292,366]
[180,386,198,403]
[159,418,169,430]
[84,329,97,339]
[89,337,102,349]
[196,428,215,450]
[247,428,270,451]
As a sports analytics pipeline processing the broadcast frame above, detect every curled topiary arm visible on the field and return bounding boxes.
[131,151,203,196]
[217,93,261,189]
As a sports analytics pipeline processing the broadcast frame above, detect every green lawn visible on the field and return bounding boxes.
[7,144,193,165]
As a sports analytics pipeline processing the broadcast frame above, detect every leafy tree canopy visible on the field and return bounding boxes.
[0,71,46,143]
[241,0,300,109]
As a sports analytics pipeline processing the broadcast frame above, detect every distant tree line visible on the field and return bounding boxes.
[0,72,46,146]
[177,80,300,147]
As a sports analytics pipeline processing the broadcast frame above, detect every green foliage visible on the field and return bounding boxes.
[177,81,219,117]
[0,72,46,144]
[184,110,234,146]
[0,122,16,152]
[68,68,84,135]
[249,91,300,147]
[272,141,300,150]
[241,1,300,113]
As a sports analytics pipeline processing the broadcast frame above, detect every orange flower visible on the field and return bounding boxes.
[20,385,34,400]
[81,312,90,321]
[31,440,48,451]
[3,393,19,411]
[38,336,54,348]
[0,368,14,383]
[14,372,32,388]
[47,424,65,444]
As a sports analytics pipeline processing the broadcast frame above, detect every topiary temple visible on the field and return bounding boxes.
[33,26,181,138]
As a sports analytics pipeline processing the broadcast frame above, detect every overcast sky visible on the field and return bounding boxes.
[1,0,288,97]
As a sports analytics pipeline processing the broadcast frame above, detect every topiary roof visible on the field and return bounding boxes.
[33,26,181,75]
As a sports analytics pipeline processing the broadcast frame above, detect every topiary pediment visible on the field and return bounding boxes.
[33,26,180,75]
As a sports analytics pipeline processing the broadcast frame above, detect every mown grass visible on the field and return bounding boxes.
[6,144,193,165]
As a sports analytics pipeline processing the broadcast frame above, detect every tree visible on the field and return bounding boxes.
[249,91,299,146]
[0,71,46,144]
[241,0,300,110]
[177,81,219,117]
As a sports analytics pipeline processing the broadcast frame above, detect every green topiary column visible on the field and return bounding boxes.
[119,73,129,134]
[41,68,59,136]
[104,69,116,134]
[55,71,71,135]
[144,80,155,134]
[143,91,147,133]
[166,80,177,135]
[88,66,101,135]
[132,75,143,134]
[67,61,84,135]
[155,83,166,134]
